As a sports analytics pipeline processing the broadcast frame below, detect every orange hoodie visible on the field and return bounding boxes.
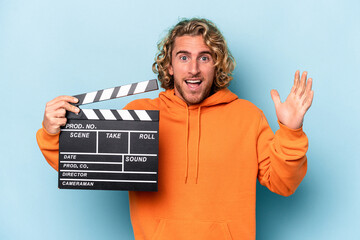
[36,88,308,240]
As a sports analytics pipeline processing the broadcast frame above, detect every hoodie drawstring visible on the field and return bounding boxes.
[184,106,189,183]
[184,106,201,184]
[195,106,201,184]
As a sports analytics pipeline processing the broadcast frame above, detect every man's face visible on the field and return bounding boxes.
[169,35,215,105]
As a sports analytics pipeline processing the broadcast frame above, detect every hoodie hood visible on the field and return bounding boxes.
[159,88,238,183]
[159,88,238,109]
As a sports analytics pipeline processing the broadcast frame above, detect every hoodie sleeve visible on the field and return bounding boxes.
[36,123,60,171]
[257,112,308,197]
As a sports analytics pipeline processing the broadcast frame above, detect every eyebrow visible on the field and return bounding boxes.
[175,50,212,56]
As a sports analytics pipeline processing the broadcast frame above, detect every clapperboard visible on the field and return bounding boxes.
[59,79,159,191]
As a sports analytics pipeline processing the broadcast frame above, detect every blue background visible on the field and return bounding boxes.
[1,0,359,239]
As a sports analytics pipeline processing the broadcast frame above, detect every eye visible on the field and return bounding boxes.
[180,55,188,61]
[200,56,210,61]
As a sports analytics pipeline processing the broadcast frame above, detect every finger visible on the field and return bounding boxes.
[299,71,308,97]
[58,117,68,127]
[300,77,313,101]
[303,90,314,110]
[43,115,67,134]
[44,108,66,121]
[49,100,80,114]
[293,70,300,93]
[53,108,67,118]
[304,78,313,96]
[270,89,281,108]
[46,95,79,107]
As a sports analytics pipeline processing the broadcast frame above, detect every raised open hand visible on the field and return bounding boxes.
[270,70,314,129]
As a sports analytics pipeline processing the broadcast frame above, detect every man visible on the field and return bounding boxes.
[37,18,314,239]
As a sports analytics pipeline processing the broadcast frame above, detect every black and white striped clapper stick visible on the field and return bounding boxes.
[59,79,159,192]
[66,79,159,121]
[73,79,158,106]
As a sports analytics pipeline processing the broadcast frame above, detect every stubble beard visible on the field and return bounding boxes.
[174,78,212,106]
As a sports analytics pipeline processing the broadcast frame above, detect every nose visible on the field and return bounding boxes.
[188,59,200,76]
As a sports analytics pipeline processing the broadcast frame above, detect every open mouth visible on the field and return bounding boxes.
[185,79,202,88]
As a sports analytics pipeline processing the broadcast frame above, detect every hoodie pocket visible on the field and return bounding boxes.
[151,219,233,240]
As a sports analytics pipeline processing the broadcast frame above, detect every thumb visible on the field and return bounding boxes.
[270,89,281,108]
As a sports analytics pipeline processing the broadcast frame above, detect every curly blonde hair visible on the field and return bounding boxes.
[152,18,236,91]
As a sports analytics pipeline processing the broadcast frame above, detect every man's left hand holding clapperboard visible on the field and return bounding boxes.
[50,79,159,191]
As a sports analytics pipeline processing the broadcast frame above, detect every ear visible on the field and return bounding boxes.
[168,64,174,76]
